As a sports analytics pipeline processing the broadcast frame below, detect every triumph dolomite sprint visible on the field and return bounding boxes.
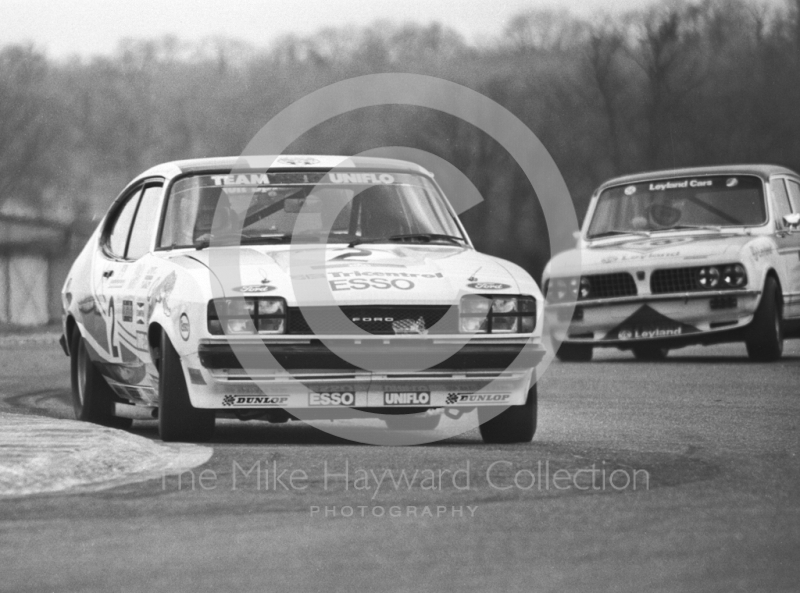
[60,156,544,443]
[543,165,800,362]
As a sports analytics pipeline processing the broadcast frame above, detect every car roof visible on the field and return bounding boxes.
[597,164,800,191]
[133,155,433,184]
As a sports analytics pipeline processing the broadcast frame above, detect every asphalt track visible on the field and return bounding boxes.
[0,336,798,592]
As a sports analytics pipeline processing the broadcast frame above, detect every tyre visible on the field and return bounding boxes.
[478,384,537,444]
[556,342,593,362]
[158,330,215,442]
[632,346,669,361]
[384,411,442,431]
[70,330,132,429]
[746,277,783,362]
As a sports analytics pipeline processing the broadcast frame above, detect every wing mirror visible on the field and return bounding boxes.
[783,213,800,229]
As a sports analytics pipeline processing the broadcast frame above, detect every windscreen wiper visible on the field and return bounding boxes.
[588,229,651,239]
[660,224,722,232]
[348,233,466,248]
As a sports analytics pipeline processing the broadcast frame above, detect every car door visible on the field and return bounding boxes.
[118,182,164,370]
[89,184,143,364]
[768,177,800,319]
[781,178,800,319]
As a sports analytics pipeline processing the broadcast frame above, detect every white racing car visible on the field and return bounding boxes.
[60,156,545,442]
[544,165,800,361]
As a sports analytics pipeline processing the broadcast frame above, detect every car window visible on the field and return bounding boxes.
[786,180,800,213]
[127,184,163,259]
[107,188,142,258]
[770,178,792,227]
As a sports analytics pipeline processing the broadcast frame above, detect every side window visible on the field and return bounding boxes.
[107,188,142,258]
[770,178,792,227]
[786,180,800,213]
[127,184,163,259]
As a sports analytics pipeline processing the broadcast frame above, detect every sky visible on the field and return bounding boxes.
[0,0,667,59]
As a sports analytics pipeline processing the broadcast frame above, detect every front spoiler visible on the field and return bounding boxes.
[197,340,544,372]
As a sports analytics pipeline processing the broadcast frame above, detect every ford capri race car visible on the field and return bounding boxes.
[61,156,545,443]
[543,165,800,361]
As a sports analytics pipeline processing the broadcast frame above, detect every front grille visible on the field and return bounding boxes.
[585,273,637,299]
[650,268,700,293]
[286,306,455,335]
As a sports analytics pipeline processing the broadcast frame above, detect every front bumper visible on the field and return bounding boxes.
[182,337,544,409]
[547,289,760,346]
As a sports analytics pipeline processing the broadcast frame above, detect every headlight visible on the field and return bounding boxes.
[721,264,747,288]
[545,277,590,302]
[208,297,286,335]
[695,264,747,290]
[459,295,536,334]
[697,267,720,289]
[579,277,591,300]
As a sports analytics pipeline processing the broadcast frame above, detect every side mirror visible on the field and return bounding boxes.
[783,212,800,229]
[572,230,583,242]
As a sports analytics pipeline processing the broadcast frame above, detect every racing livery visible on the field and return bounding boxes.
[543,165,800,361]
[61,156,544,442]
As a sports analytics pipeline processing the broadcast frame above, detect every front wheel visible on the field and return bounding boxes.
[478,384,537,444]
[158,331,215,442]
[746,277,783,362]
[70,330,132,429]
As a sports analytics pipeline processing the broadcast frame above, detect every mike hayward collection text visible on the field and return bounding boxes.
[162,459,651,496]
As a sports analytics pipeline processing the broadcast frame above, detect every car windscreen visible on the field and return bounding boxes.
[587,175,767,238]
[158,171,463,248]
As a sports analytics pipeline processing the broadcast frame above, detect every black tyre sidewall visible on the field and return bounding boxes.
[478,383,538,444]
[158,330,215,442]
[746,277,783,362]
[69,329,131,428]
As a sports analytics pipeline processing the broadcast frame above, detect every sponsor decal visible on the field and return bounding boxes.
[648,178,713,191]
[384,391,431,405]
[148,271,177,318]
[309,391,355,406]
[222,395,289,407]
[750,245,773,261]
[179,313,190,341]
[234,284,277,293]
[122,300,133,322]
[135,301,146,325]
[726,177,738,187]
[467,282,510,290]
[328,172,395,184]
[139,266,159,290]
[107,279,125,289]
[604,305,700,341]
[136,331,148,351]
[445,393,511,405]
[624,185,637,195]
[618,327,682,340]
[277,156,320,165]
[329,278,414,291]
[211,173,271,186]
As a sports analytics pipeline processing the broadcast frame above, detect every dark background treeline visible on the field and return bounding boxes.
[2,0,800,278]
